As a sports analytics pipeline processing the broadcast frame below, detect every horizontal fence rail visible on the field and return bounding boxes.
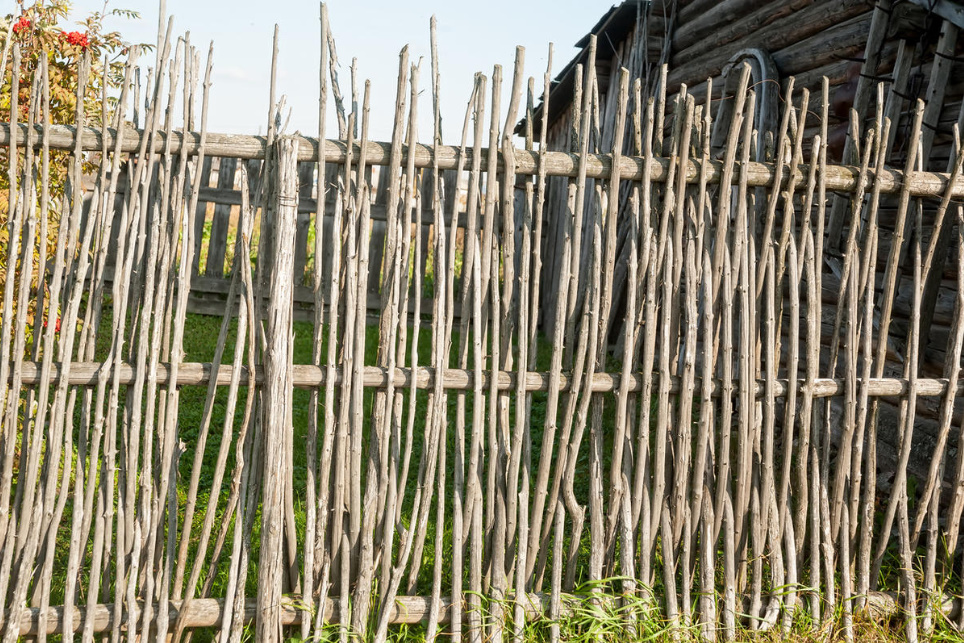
[10,592,945,637]
[3,122,964,198]
[9,361,964,398]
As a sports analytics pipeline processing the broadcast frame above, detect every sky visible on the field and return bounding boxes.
[64,0,614,144]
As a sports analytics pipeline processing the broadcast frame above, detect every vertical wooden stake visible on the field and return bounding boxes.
[256,137,298,643]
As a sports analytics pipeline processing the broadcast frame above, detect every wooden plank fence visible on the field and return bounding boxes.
[3,6,964,643]
[95,152,469,321]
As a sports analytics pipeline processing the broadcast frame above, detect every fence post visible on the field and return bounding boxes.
[257,136,299,643]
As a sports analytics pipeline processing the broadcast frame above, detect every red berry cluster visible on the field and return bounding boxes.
[10,15,90,50]
[12,16,31,34]
[62,30,90,48]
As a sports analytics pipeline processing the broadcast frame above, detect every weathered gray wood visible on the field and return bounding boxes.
[4,123,964,198]
[919,104,964,362]
[884,40,913,158]
[11,595,558,635]
[191,155,214,275]
[668,0,871,91]
[0,46,28,573]
[870,103,925,585]
[292,160,316,283]
[256,137,299,643]
[941,211,964,563]
[195,185,473,225]
[302,9,330,636]
[7,8,964,642]
[826,0,893,248]
[366,167,388,297]
[205,157,238,277]
[920,21,958,167]
[10,359,964,398]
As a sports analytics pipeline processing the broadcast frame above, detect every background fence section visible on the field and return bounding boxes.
[183,157,467,323]
[3,5,964,643]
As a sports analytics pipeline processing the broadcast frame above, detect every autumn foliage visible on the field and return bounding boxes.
[2,1,141,206]
[1,1,142,320]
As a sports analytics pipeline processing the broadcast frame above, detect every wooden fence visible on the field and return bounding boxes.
[3,6,964,643]
[180,157,467,322]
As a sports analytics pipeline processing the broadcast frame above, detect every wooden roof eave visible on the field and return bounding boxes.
[514,0,648,140]
[906,0,964,29]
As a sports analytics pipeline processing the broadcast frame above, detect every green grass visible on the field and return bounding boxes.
[180,304,940,641]
[22,294,925,643]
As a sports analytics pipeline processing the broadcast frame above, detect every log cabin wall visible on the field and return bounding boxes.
[535,0,964,343]
[529,0,964,477]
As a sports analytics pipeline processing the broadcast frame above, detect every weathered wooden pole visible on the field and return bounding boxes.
[257,136,299,643]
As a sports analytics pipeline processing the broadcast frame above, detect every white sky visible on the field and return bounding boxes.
[65,0,613,144]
